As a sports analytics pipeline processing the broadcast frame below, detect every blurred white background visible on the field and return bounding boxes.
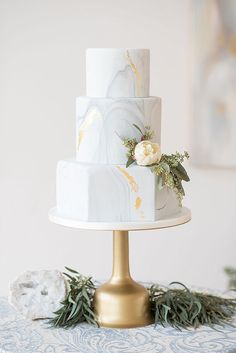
[0,0,235,296]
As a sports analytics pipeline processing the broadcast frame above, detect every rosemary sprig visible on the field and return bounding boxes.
[48,267,97,328]
[149,282,236,330]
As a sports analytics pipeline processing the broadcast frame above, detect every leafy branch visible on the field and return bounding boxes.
[149,282,236,330]
[48,267,97,328]
[151,152,190,205]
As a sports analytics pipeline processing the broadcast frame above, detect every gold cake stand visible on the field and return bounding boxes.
[49,207,191,328]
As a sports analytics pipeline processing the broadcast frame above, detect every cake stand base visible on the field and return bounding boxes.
[48,207,191,328]
[94,230,152,328]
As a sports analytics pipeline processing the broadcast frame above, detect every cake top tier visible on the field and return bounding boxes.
[86,48,150,98]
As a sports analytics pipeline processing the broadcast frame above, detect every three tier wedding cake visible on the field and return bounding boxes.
[55,48,184,222]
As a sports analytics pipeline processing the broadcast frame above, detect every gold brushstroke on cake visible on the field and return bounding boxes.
[126,50,141,96]
[116,166,139,192]
[135,196,142,209]
[116,167,145,217]
[77,107,101,150]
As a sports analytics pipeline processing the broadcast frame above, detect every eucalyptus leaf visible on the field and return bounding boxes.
[132,123,144,135]
[65,267,79,274]
[176,163,190,182]
[171,167,186,181]
[126,156,135,168]
[63,272,74,280]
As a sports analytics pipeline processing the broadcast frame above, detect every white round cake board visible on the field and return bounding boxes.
[48,207,191,231]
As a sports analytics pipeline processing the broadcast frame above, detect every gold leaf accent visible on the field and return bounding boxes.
[116,166,139,192]
[77,107,101,149]
[126,50,141,96]
[135,197,142,209]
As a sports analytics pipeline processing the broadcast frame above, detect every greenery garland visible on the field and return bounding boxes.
[49,268,236,330]
[149,282,236,330]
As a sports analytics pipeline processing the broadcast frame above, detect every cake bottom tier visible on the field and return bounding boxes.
[56,160,180,222]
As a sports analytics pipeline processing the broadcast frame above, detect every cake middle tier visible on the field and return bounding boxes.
[76,96,161,164]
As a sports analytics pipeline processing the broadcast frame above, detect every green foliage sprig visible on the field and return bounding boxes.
[149,282,236,330]
[48,267,97,328]
[225,267,236,290]
[122,124,190,205]
[151,152,190,204]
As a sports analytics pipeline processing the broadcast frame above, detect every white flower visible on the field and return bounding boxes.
[134,140,161,166]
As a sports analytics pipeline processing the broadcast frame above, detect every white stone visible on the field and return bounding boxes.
[56,160,180,222]
[86,48,150,97]
[76,96,161,164]
[9,270,67,320]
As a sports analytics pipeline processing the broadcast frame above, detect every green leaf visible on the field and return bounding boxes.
[67,300,82,321]
[65,267,79,274]
[169,282,190,292]
[191,300,202,322]
[176,163,190,182]
[68,293,76,305]
[63,272,74,280]
[170,167,184,181]
[126,156,135,168]
[162,304,171,323]
[132,123,144,135]
[86,306,96,317]
[82,288,90,302]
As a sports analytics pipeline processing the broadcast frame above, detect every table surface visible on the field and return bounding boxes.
[1,295,236,353]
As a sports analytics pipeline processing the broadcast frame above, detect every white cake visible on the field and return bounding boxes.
[86,48,150,97]
[55,48,180,222]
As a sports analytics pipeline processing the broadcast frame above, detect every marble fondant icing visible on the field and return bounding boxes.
[86,48,150,97]
[56,160,180,222]
[76,96,161,164]
[51,48,183,224]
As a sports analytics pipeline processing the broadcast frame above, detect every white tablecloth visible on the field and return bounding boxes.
[0,296,236,353]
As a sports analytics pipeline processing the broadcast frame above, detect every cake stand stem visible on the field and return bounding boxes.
[111,230,130,281]
[94,230,153,328]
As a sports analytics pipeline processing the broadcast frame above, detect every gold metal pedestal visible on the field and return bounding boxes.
[94,230,153,328]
